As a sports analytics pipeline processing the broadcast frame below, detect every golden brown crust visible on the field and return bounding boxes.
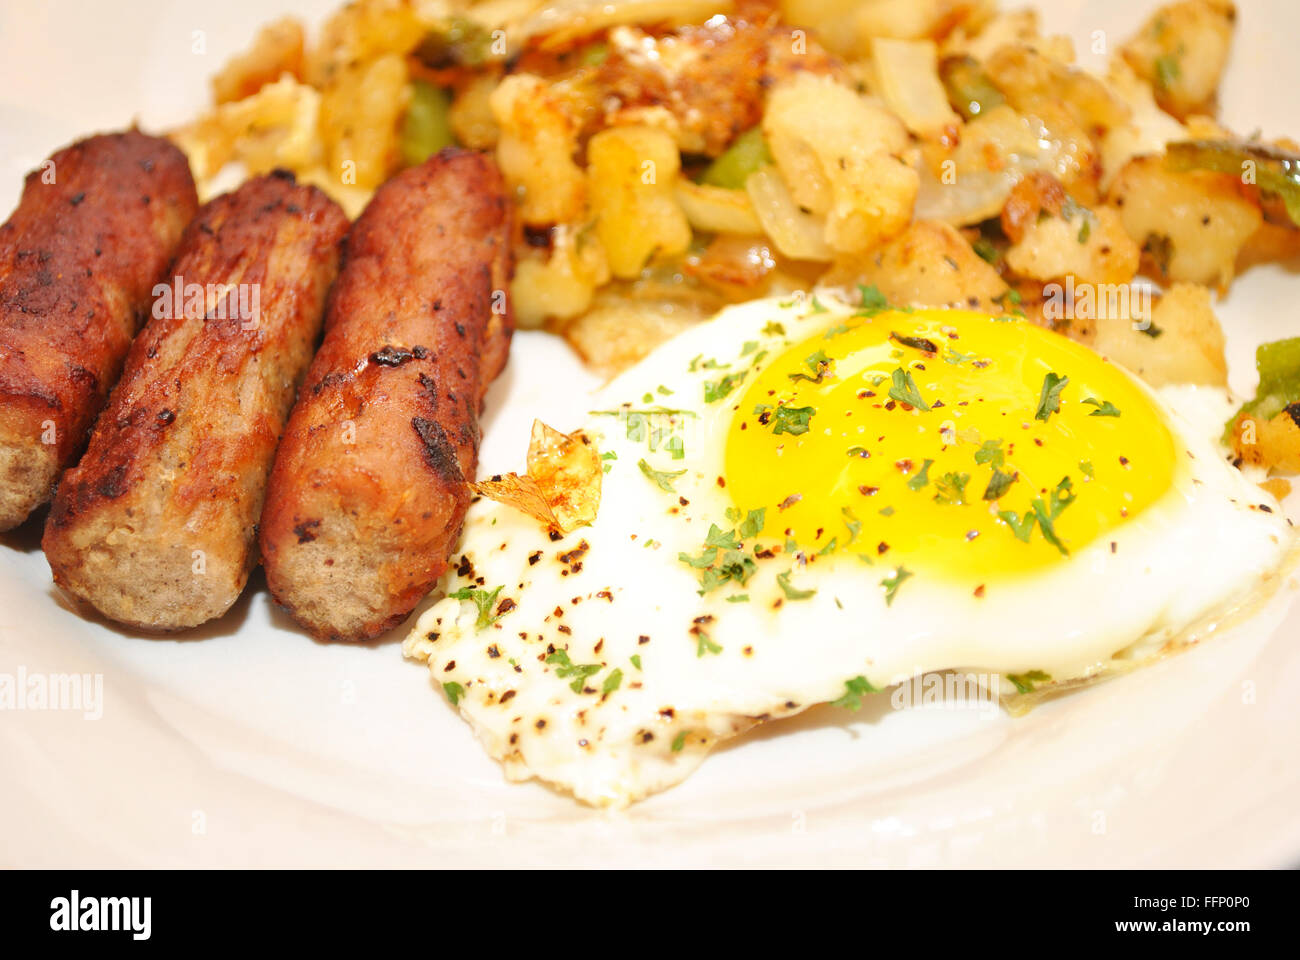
[0,130,198,529]
[43,173,347,630]
[260,148,514,641]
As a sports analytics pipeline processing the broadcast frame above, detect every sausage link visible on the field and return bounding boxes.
[260,149,514,641]
[43,172,348,630]
[0,130,198,530]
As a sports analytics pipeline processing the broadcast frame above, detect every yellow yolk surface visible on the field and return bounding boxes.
[725,309,1178,579]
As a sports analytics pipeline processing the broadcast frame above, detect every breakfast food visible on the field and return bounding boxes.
[173,1,1300,414]
[259,148,513,642]
[405,294,1295,806]
[2,0,1298,820]
[43,172,348,630]
[0,130,198,530]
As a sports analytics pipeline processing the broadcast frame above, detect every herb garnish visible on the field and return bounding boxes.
[448,585,505,630]
[1035,372,1069,421]
[1083,396,1121,417]
[907,459,934,491]
[831,675,880,710]
[638,458,687,492]
[777,570,816,600]
[1006,669,1052,694]
[880,566,913,606]
[546,650,603,693]
[888,367,930,410]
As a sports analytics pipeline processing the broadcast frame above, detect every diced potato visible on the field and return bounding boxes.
[744,167,833,262]
[1107,155,1261,288]
[318,53,410,190]
[1099,60,1188,191]
[943,8,1039,61]
[171,75,323,183]
[450,73,502,150]
[304,0,426,87]
[294,166,371,219]
[871,38,960,138]
[491,74,587,227]
[562,292,706,374]
[1005,205,1140,286]
[777,0,866,56]
[1120,1,1236,120]
[1233,410,1300,473]
[675,181,763,236]
[856,0,973,43]
[512,226,612,328]
[762,73,918,254]
[521,0,736,51]
[915,104,1097,226]
[1091,283,1227,387]
[586,125,692,279]
[212,17,304,105]
[984,43,1129,132]
[821,219,1009,310]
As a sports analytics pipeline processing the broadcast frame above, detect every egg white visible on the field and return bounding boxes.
[404,294,1295,807]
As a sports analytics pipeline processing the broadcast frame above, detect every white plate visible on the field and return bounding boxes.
[2,0,1299,868]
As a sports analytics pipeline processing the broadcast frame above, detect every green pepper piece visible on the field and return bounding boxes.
[699,127,773,190]
[400,80,455,168]
[938,55,1006,121]
[1166,139,1300,228]
[1224,336,1300,443]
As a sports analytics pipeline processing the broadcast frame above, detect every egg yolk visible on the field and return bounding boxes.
[725,309,1178,579]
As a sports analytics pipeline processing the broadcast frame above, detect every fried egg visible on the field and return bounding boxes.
[404,294,1295,807]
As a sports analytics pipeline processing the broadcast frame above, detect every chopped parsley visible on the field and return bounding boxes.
[974,439,1005,468]
[762,321,786,336]
[789,349,833,384]
[841,507,862,546]
[679,512,764,595]
[695,629,722,657]
[832,675,880,711]
[880,566,913,606]
[1083,396,1121,417]
[907,458,934,491]
[704,370,746,403]
[602,668,623,696]
[671,730,689,752]
[933,471,970,505]
[1079,459,1095,479]
[1035,372,1069,421]
[638,458,686,492]
[1006,670,1052,694]
[443,681,465,706]
[998,508,1037,543]
[776,570,816,600]
[982,467,1016,501]
[762,404,816,436]
[1031,476,1076,555]
[857,284,889,314]
[888,367,930,410]
[546,650,603,693]
[448,585,505,630]
[630,654,642,670]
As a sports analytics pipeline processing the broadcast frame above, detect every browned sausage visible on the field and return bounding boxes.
[43,172,348,630]
[0,130,198,530]
[260,149,514,641]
